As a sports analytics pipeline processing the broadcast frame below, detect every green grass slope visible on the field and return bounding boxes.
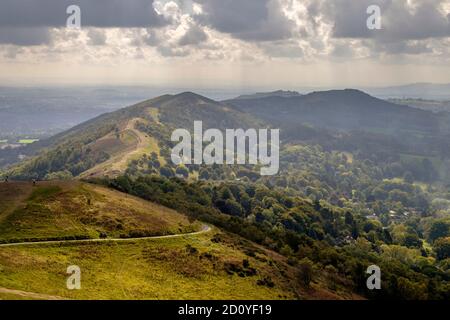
[0,181,351,300]
[0,227,355,300]
[0,181,201,243]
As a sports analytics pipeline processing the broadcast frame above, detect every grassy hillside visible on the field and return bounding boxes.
[2,92,264,180]
[0,181,201,243]
[0,181,353,300]
[0,226,359,300]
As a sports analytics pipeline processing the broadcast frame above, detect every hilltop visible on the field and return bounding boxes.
[2,89,450,191]
[3,92,263,180]
[5,88,448,181]
[225,89,444,134]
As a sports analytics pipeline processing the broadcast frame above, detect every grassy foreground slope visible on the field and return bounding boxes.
[0,227,355,300]
[0,181,201,243]
[0,181,353,300]
[0,231,297,300]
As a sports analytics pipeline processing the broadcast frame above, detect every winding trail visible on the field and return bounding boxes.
[0,224,211,248]
[0,287,67,300]
[0,225,212,300]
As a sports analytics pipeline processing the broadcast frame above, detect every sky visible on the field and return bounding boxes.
[0,0,449,88]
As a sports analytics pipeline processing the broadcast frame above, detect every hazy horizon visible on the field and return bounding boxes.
[2,82,450,101]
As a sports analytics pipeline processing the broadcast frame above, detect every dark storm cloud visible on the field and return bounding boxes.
[328,0,450,40]
[327,0,383,38]
[195,0,294,41]
[384,0,450,40]
[0,0,167,28]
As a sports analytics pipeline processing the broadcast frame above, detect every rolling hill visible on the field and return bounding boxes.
[3,89,450,182]
[0,180,352,300]
[0,181,201,243]
[224,89,445,134]
[2,92,263,180]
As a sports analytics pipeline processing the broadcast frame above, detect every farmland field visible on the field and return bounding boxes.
[18,139,39,144]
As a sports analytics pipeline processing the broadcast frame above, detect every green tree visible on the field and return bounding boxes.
[224,199,243,216]
[403,172,414,184]
[297,258,314,287]
[199,168,210,180]
[403,233,422,248]
[429,221,449,242]
[434,237,450,261]
[160,166,174,178]
[175,166,189,178]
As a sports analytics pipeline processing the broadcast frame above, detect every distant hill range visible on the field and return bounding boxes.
[3,89,450,179]
[224,89,448,135]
